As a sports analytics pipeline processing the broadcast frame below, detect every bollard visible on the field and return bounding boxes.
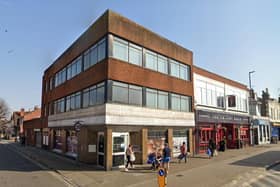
[158,167,166,187]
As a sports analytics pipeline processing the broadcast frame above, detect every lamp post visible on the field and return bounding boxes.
[249,71,255,89]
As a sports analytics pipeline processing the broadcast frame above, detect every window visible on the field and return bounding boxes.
[146,88,157,108]
[96,82,105,104]
[90,45,98,67]
[171,93,181,111]
[112,37,128,62]
[54,68,66,87]
[158,91,168,109]
[66,92,81,111]
[158,55,168,74]
[98,38,106,61]
[49,77,53,90]
[82,82,105,107]
[129,43,142,66]
[83,88,90,108]
[66,96,70,112]
[89,86,97,106]
[54,98,65,114]
[112,81,129,104]
[180,64,190,81]
[145,50,157,71]
[83,50,91,70]
[67,56,82,80]
[181,96,191,112]
[170,59,180,78]
[129,85,142,106]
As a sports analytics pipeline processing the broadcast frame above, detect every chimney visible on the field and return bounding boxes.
[34,105,39,111]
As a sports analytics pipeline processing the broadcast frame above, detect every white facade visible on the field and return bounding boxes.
[48,103,195,127]
[194,73,249,115]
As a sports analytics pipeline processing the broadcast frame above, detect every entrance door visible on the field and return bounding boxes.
[112,132,129,167]
[97,132,105,167]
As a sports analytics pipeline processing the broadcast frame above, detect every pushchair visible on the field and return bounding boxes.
[147,153,162,170]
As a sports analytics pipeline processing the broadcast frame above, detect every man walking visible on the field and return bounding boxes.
[178,142,187,163]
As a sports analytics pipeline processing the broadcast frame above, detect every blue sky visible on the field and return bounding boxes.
[0,0,279,111]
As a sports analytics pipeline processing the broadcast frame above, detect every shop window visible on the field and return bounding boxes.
[147,130,166,156]
[66,131,78,157]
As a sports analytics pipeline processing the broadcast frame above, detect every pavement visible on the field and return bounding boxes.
[4,141,280,187]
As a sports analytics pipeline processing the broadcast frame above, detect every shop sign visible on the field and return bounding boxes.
[197,110,249,124]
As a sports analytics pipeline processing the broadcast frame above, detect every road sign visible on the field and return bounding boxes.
[158,167,165,187]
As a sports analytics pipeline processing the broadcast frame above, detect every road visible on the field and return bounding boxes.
[0,141,69,187]
[243,163,280,187]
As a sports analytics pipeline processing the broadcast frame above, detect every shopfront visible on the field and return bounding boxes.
[252,119,270,145]
[196,110,250,153]
[53,129,63,153]
[271,122,280,143]
[66,130,78,157]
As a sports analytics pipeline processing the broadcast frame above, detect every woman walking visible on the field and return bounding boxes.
[125,144,133,171]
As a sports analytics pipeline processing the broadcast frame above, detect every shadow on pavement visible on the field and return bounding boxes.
[230,151,280,168]
[0,142,104,172]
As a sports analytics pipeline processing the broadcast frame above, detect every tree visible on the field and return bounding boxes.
[0,98,9,120]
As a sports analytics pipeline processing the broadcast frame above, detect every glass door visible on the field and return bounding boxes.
[97,132,105,167]
[112,132,129,167]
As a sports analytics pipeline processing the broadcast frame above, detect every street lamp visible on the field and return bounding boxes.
[249,71,255,89]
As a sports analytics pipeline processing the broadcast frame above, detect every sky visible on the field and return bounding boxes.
[0,0,279,112]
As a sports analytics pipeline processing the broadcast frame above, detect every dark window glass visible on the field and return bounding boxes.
[96,83,105,104]
[146,88,157,108]
[112,81,128,104]
[129,85,142,106]
[98,38,106,61]
[158,91,168,109]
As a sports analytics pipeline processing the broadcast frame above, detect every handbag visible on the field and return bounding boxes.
[130,153,136,162]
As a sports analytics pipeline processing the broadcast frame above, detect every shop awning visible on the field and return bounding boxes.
[252,119,270,126]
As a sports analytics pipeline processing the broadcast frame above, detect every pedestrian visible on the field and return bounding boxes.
[162,143,171,184]
[208,139,215,158]
[178,142,187,163]
[125,144,133,171]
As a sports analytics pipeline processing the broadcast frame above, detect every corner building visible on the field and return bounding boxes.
[41,10,195,170]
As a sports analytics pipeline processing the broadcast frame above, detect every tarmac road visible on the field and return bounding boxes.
[0,141,69,187]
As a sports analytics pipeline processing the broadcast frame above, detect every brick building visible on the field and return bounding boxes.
[22,107,43,147]
[42,10,195,170]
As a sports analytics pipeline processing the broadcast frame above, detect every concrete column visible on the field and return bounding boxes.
[105,128,112,171]
[167,128,173,157]
[189,128,194,156]
[50,129,54,150]
[141,128,148,164]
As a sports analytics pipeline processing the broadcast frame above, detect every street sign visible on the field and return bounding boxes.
[158,168,165,187]
[74,121,83,132]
